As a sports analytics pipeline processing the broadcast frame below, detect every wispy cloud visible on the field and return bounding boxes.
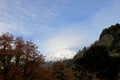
[41,0,120,55]
[43,34,83,52]
[0,0,120,56]
[0,0,51,36]
[0,22,16,32]
[91,1,120,30]
[42,24,95,55]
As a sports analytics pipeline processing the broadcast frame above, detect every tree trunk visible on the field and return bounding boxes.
[3,68,8,80]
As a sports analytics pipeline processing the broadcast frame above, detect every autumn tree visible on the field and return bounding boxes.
[38,67,53,80]
[0,33,44,80]
[52,61,75,80]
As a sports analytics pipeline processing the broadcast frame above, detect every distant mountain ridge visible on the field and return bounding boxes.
[45,48,76,62]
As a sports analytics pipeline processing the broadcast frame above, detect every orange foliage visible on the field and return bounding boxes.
[0,33,45,80]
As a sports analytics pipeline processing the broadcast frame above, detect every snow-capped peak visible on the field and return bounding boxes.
[45,48,76,62]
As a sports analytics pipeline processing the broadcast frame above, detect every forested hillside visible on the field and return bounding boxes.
[71,23,120,80]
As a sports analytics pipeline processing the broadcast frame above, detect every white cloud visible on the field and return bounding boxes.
[1,0,120,57]
[0,22,16,32]
[43,34,85,53]
[0,21,32,37]
[42,1,120,55]
[42,24,92,55]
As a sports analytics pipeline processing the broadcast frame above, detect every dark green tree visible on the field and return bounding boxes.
[83,46,118,80]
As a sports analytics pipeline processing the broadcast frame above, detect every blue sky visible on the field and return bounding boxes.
[0,0,120,56]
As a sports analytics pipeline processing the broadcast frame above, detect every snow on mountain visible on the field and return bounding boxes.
[45,48,76,62]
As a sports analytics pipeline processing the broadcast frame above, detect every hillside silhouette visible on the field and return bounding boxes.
[71,23,120,80]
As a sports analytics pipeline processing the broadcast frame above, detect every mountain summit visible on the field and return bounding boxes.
[45,48,76,62]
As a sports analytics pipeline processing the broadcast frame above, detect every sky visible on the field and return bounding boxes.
[0,0,120,56]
